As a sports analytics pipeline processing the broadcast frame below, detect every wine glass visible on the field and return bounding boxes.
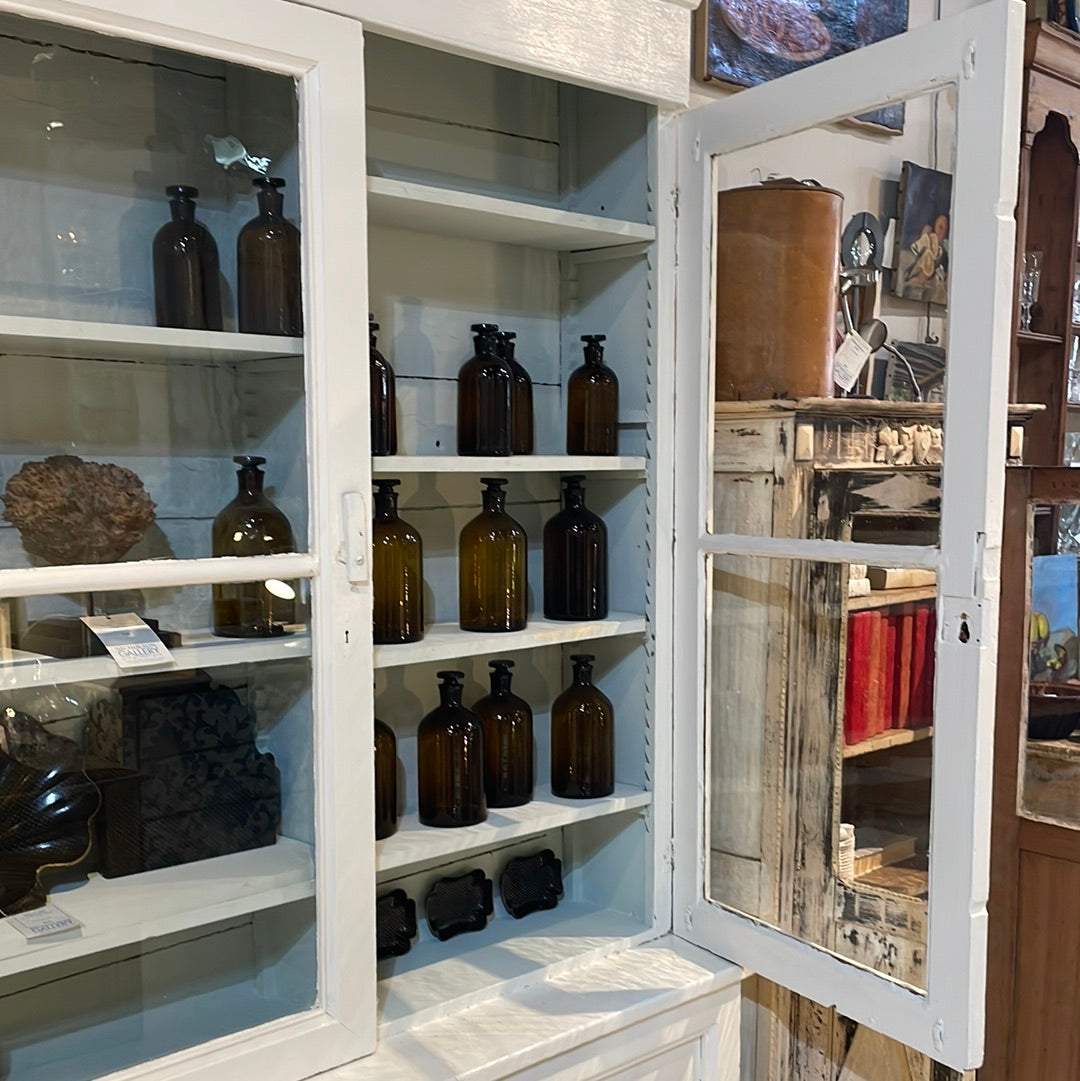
[1021,251,1043,333]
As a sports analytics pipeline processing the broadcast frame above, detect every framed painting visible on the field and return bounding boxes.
[695,0,910,133]
[892,161,952,307]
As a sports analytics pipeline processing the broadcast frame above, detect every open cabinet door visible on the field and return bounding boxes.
[672,0,1024,1070]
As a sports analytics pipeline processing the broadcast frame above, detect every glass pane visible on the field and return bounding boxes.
[0,586,316,1078]
[709,85,961,549]
[0,11,307,568]
[706,554,935,991]
[0,9,319,1078]
[1021,508,1080,825]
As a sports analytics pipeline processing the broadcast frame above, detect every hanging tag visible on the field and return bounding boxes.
[80,613,175,670]
[833,330,874,393]
[6,903,81,940]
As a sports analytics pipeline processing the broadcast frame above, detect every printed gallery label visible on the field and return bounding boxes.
[81,613,175,670]
[6,903,81,941]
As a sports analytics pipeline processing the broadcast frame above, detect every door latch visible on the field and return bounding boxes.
[342,491,369,585]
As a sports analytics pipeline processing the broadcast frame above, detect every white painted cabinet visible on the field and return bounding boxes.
[0,0,1024,1077]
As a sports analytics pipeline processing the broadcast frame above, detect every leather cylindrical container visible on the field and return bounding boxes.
[714,180,843,401]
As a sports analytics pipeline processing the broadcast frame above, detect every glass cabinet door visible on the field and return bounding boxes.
[0,2,372,1078]
[673,1,1024,1069]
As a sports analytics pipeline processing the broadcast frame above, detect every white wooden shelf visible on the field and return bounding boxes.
[0,838,314,980]
[366,176,655,251]
[377,901,651,1034]
[377,784,650,879]
[373,455,646,474]
[373,613,646,669]
[0,313,302,365]
[0,629,312,690]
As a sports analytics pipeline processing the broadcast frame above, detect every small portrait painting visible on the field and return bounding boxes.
[893,162,952,308]
[695,0,910,133]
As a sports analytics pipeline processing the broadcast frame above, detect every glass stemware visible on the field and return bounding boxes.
[1020,250,1043,333]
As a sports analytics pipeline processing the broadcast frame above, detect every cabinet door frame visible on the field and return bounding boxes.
[671,1,1024,1069]
[0,0,374,1077]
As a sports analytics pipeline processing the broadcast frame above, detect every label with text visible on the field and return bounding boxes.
[6,903,81,940]
[81,613,175,670]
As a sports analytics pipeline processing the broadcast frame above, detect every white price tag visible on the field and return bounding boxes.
[6,903,81,940]
[833,330,874,393]
[81,613,175,670]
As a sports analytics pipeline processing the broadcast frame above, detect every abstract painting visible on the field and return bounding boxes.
[695,0,910,133]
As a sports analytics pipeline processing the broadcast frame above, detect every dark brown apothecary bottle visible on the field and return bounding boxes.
[374,717,398,840]
[237,177,302,337]
[543,475,608,621]
[417,671,487,828]
[458,322,514,456]
[551,654,614,799]
[474,659,534,808]
[212,455,297,638]
[459,477,527,633]
[153,185,223,331]
[370,315,397,457]
[566,334,619,455]
[372,479,424,644]
[496,330,534,455]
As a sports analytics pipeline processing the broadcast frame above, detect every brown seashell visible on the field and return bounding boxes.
[2,455,156,565]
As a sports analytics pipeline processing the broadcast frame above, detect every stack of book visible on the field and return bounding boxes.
[843,568,937,747]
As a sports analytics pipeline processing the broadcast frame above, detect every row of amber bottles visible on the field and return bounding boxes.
[373,656,615,837]
[153,179,302,336]
[372,475,608,644]
[370,321,619,457]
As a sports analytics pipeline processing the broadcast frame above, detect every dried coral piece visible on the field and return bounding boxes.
[2,455,156,565]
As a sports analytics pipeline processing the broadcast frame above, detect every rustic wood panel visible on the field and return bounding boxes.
[1011,851,1080,1078]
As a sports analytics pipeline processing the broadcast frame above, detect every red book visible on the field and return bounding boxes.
[910,604,932,729]
[925,607,938,727]
[843,612,873,745]
[894,606,915,729]
[866,610,885,737]
[882,613,897,732]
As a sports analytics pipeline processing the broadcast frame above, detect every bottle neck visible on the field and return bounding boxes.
[490,670,512,695]
[257,189,284,217]
[369,331,378,351]
[170,199,196,224]
[482,489,506,514]
[374,490,398,516]
[439,683,463,709]
[572,664,593,686]
[237,467,265,497]
[564,487,585,510]
[584,346,604,368]
[475,335,498,357]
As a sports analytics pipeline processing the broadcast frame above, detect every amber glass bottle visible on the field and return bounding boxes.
[212,455,297,638]
[474,659,533,808]
[374,717,398,840]
[370,315,397,457]
[543,475,608,621]
[417,671,487,827]
[237,177,302,337]
[153,185,223,331]
[566,334,619,455]
[496,330,534,455]
[551,654,614,799]
[458,322,514,456]
[372,479,424,644]
[459,477,527,632]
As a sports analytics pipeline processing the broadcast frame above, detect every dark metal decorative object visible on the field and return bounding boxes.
[425,869,493,942]
[0,708,101,915]
[376,888,417,960]
[500,849,564,919]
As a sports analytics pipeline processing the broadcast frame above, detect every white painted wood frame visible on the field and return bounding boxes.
[671,0,1024,1069]
[0,0,375,1077]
